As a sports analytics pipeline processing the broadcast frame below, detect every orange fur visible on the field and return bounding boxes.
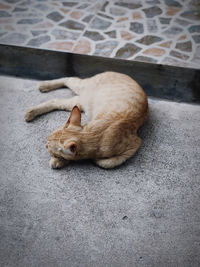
[25,72,148,169]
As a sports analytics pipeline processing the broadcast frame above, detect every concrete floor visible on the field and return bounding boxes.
[0,75,200,267]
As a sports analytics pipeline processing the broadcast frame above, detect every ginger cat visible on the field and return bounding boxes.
[25,72,148,169]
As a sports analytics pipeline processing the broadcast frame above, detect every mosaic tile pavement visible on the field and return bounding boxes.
[0,0,200,69]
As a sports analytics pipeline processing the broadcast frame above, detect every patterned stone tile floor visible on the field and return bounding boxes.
[0,0,200,69]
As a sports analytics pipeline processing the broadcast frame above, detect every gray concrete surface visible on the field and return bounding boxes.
[0,75,200,267]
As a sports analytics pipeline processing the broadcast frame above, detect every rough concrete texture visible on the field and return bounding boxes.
[0,75,200,267]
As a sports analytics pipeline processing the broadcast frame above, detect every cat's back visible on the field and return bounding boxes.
[82,72,148,123]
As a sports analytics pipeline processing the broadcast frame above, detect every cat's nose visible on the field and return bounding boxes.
[46,143,49,148]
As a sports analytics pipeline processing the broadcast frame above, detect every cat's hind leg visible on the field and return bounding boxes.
[64,77,85,95]
[94,139,141,169]
[25,96,82,122]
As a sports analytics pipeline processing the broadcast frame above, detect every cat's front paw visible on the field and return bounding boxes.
[49,157,68,169]
[25,108,37,122]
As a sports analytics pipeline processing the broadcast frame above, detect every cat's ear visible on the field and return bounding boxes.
[63,141,78,156]
[65,106,81,128]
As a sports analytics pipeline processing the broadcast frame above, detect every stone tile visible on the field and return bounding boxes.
[13,7,28,12]
[0,18,12,24]
[114,2,142,9]
[90,17,112,30]
[0,11,11,17]
[175,18,192,26]
[192,35,200,44]
[110,7,126,16]
[135,55,158,63]
[0,3,11,9]
[87,3,102,14]
[34,3,49,12]
[52,28,80,40]
[84,30,105,41]
[130,22,144,34]
[4,25,15,31]
[117,17,128,23]
[192,46,200,64]
[105,30,116,38]
[180,11,200,21]
[17,19,43,24]
[188,25,200,33]
[147,19,158,33]
[161,26,167,30]
[51,2,60,7]
[98,12,113,20]
[170,50,189,60]
[13,25,31,32]
[34,21,54,29]
[143,47,166,56]
[73,39,91,54]
[161,56,188,67]
[136,35,163,45]
[189,0,200,8]
[95,41,118,56]
[82,15,94,23]
[178,34,187,41]
[46,41,74,51]
[31,30,48,37]
[18,0,32,6]
[47,11,64,22]
[166,7,181,16]
[0,32,29,45]
[132,12,143,19]
[5,0,21,3]
[143,6,162,18]
[120,30,136,40]
[14,12,43,18]
[175,41,192,52]
[162,26,183,38]
[146,0,160,4]
[101,1,109,12]
[60,8,70,14]
[70,11,84,20]
[62,2,78,7]
[59,20,85,31]
[27,35,51,47]
[115,43,141,59]
[159,17,171,24]
[164,0,182,7]
[77,3,89,9]
[0,32,7,38]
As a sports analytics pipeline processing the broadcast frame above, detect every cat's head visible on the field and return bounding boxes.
[46,106,82,160]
